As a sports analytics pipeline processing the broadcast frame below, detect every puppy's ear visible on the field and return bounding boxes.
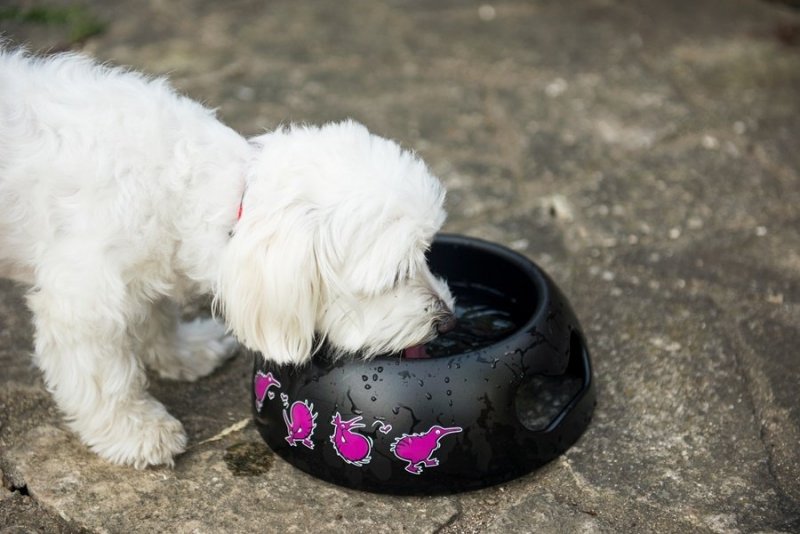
[216,197,320,365]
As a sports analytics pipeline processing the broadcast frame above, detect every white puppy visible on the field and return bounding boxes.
[0,50,455,468]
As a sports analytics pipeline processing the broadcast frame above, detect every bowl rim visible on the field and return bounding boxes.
[411,232,551,360]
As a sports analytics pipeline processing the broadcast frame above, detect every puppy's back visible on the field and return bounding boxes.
[0,50,229,284]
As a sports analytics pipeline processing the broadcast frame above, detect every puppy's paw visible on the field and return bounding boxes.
[156,318,239,381]
[85,399,187,469]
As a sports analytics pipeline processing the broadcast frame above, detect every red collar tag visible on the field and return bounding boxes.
[230,188,246,238]
[236,187,246,221]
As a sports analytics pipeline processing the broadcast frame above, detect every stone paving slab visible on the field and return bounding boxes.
[2,0,800,532]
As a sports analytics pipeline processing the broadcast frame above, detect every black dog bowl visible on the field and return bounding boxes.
[252,234,595,494]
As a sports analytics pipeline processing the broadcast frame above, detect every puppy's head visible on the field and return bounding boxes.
[217,120,454,365]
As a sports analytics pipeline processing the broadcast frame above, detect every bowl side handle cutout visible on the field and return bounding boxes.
[514,330,589,432]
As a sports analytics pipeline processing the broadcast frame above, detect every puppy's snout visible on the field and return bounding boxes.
[436,313,457,334]
[433,298,457,334]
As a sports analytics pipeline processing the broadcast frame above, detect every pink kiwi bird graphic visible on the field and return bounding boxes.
[390,425,463,475]
[283,400,317,449]
[330,413,374,467]
[253,371,282,411]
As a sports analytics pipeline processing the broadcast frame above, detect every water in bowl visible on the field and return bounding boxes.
[425,281,520,358]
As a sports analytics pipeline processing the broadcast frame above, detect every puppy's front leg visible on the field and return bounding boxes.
[27,272,186,468]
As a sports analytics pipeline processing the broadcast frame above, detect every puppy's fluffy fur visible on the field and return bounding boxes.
[0,50,453,468]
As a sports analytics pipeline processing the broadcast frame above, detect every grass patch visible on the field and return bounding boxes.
[0,4,105,44]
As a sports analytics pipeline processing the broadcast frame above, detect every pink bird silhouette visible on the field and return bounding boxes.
[253,371,281,411]
[283,400,317,449]
[390,425,462,474]
[330,413,373,467]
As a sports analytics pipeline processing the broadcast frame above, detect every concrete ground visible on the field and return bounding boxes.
[2,0,800,532]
